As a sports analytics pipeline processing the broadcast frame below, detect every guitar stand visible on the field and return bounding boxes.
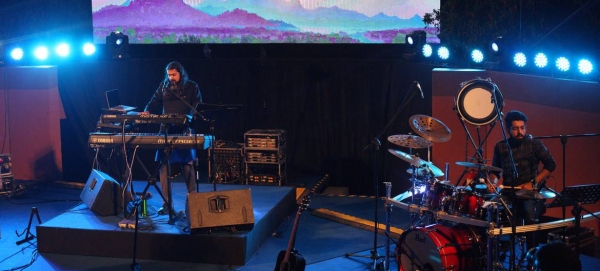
[15,207,42,245]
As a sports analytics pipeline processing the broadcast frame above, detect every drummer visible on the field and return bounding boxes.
[490,110,556,248]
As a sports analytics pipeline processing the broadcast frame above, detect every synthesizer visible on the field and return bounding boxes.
[100,114,191,125]
[89,133,213,149]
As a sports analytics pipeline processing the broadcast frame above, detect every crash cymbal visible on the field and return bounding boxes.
[455,161,502,172]
[389,149,444,177]
[388,134,433,149]
[515,189,556,200]
[409,115,452,142]
[388,149,424,167]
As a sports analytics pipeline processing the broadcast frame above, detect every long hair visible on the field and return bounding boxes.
[164,61,189,85]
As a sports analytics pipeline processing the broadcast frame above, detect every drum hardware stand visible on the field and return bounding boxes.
[453,78,502,187]
[383,182,394,271]
[345,81,422,271]
[15,207,42,245]
[489,82,521,271]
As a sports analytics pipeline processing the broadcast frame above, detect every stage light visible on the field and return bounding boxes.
[534,53,548,68]
[34,46,49,60]
[83,43,96,56]
[490,36,504,55]
[556,57,570,72]
[513,52,527,67]
[471,49,484,63]
[106,31,130,59]
[438,46,450,60]
[577,59,593,75]
[55,43,70,57]
[405,30,426,47]
[406,36,415,46]
[422,44,433,58]
[10,48,24,61]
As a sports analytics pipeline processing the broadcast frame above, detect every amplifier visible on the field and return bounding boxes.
[0,153,11,175]
[209,143,244,184]
[246,164,285,185]
[244,129,286,150]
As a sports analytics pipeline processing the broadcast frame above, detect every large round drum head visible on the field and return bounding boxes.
[455,79,503,126]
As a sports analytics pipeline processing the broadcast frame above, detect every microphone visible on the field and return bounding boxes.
[415,81,424,99]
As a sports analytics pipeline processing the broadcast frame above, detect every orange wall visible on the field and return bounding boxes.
[0,67,65,181]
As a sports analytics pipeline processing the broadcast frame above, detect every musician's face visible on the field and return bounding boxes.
[167,69,181,83]
[509,120,526,140]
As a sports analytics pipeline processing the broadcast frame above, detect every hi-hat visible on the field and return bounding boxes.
[515,189,556,199]
[456,161,502,172]
[388,149,444,177]
[406,164,445,178]
[409,115,452,142]
[388,134,433,149]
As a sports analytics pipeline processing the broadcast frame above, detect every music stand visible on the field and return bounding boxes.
[547,184,600,256]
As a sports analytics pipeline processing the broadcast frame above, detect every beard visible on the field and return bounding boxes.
[508,134,525,147]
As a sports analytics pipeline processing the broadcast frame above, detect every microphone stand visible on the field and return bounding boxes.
[533,133,600,222]
[345,81,422,271]
[491,85,519,271]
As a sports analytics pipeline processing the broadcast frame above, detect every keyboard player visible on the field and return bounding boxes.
[140,61,202,216]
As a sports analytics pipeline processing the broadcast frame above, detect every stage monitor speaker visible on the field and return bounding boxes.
[80,169,123,216]
[187,189,254,233]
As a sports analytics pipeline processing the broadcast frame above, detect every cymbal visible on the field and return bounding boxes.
[515,189,556,199]
[455,161,502,172]
[388,149,424,167]
[389,149,444,177]
[388,134,433,149]
[407,164,445,178]
[409,115,452,142]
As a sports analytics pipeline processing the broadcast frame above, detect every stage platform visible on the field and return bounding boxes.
[36,181,297,266]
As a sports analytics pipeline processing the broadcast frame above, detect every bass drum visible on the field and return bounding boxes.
[455,78,504,126]
[396,223,483,271]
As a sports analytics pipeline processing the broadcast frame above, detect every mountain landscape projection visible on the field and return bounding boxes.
[92,0,440,44]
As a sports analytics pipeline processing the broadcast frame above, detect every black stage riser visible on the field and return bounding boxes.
[37,183,296,265]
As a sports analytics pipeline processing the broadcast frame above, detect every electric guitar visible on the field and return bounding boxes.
[274,196,310,271]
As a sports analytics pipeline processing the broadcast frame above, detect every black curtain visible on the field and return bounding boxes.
[58,45,434,195]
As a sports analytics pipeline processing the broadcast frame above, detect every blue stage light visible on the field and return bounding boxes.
[513,52,527,67]
[422,44,433,58]
[55,43,70,57]
[534,53,548,68]
[577,59,593,75]
[471,49,484,63]
[10,48,24,61]
[34,46,49,60]
[556,57,570,72]
[438,46,450,60]
[83,43,96,56]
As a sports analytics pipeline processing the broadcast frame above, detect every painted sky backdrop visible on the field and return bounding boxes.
[92,0,440,44]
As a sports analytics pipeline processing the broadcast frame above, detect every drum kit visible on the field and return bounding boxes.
[385,113,559,271]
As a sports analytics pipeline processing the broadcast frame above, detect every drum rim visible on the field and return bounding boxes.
[455,79,504,126]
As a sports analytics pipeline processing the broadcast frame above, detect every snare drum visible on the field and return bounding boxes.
[396,223,484,271]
